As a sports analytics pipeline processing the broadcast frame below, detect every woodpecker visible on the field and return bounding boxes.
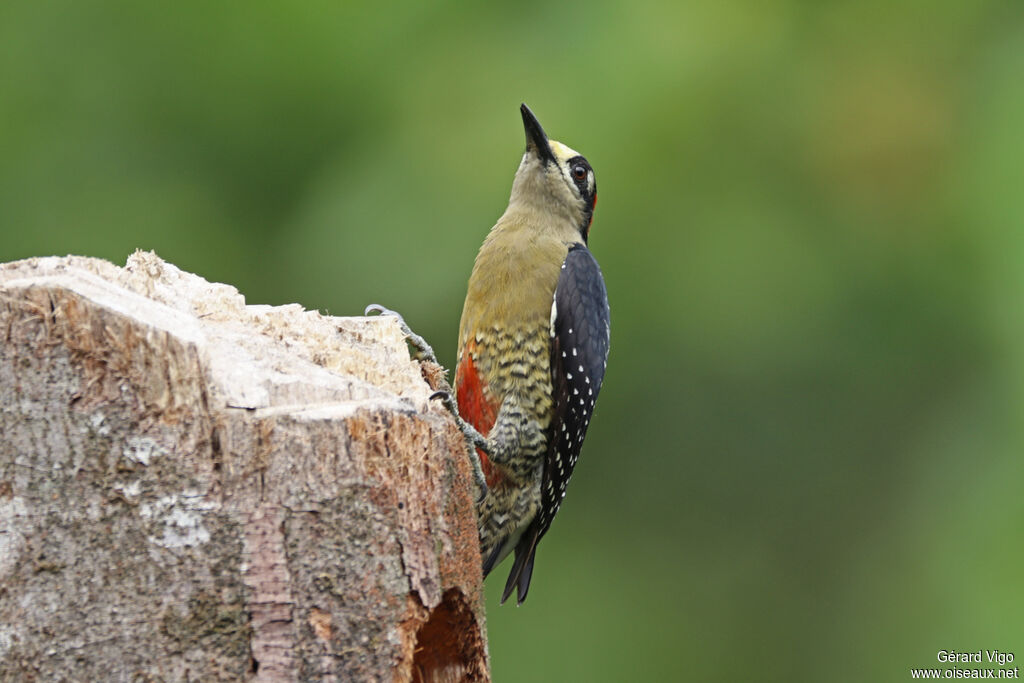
[453,104,610,604]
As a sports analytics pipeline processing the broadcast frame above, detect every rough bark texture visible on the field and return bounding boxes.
[0,252,489,682]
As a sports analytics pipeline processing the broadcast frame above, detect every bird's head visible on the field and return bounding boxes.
[509,103,597,242]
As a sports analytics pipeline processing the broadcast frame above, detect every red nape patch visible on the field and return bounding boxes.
[455,348,504,489]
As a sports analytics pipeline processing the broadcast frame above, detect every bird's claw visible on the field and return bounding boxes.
[364,303,439,364]
[365,303,407,321]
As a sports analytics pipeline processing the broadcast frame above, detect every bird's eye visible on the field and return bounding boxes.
[572,165,587,181]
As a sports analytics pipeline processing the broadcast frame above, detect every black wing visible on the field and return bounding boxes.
[501,243,610,604]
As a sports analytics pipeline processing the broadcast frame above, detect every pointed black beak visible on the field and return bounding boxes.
[521,103,555,164]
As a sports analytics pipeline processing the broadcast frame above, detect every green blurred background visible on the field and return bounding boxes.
[2,1,1022,680]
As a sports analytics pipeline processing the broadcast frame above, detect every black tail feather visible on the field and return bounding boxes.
[513,551,535,605]
[500,526,539,605]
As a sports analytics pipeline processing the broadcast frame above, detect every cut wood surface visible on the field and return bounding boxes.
[0,251,488,682]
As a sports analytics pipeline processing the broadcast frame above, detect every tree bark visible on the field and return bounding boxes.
[0,252,489,682]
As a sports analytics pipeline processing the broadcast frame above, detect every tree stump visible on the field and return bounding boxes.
[0,252,489,682]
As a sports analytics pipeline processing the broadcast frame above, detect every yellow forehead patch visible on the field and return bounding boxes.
[549,139,581,163]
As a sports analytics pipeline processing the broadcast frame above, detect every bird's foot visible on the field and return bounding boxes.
[364,304,440,365]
